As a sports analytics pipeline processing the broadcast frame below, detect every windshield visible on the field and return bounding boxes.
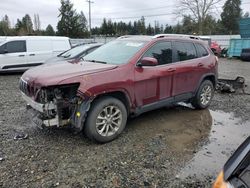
[83,40,146,65]
[60,44,94,58]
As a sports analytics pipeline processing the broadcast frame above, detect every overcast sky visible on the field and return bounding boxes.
[1,0,250,30]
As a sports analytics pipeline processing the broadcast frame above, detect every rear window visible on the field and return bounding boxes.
[196,43,209,57]
[5,41,26,53]
[174,42,197,61]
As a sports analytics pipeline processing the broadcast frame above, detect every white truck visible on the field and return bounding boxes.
[0,36,71,72]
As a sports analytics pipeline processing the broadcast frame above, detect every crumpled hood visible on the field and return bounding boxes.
[22,61,117,87]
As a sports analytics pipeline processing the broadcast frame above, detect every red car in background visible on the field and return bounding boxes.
[211,41,222,56]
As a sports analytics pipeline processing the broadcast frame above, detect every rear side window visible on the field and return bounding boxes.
[174,42,197,61]
[142,42,172,65]
[5,41,26,53]
[196,43,209,57]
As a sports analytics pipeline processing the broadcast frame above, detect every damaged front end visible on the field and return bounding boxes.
[19,78,91,132]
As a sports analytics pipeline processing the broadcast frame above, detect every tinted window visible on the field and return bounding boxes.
[142,42,172,65]
[5,41,26,53]
[196,43,209,57]
[6,41,26,53]
[0,44,4,53]
[174,42,197,61]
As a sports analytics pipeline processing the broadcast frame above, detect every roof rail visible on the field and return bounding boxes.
[117,35,135,39]
[153,34,201,40]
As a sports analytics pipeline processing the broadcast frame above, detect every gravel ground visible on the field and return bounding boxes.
[0,58,250,188]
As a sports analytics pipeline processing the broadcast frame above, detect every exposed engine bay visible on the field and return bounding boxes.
[20,79,91,132]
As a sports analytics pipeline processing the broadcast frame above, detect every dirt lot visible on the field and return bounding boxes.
[0,58,250,188]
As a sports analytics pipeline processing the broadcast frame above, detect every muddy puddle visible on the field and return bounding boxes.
[125,106,213,152]
[177,110,250,179]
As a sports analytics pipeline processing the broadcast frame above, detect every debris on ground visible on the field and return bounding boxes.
[217,76,247,93]
[13,133,28,140]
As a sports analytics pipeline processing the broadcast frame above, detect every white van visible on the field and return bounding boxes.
[0,36,71,72]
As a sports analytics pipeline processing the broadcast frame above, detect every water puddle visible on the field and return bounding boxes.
[178,110,250,179]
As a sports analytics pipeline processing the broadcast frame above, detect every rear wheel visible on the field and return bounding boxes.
[84,96,127,143]
[192,80,214,109]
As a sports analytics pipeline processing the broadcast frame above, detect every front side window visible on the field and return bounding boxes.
[174,42,197,61]
[84,40,146,65]
[142,42,172,65]
[5,41,26,53]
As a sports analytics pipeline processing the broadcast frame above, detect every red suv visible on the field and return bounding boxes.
[20,34,218,143]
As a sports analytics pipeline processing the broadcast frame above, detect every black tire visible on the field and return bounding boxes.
[191,80,214,109]
[84,96,127,143]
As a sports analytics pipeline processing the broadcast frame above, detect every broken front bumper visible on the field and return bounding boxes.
[21,92,61,127]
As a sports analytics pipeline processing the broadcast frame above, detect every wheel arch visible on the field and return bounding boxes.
[195,74,217,95]
[92,90,131,114]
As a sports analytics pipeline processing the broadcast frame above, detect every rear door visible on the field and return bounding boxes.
[172,41,201,99]
[26,39,52,66]
[134,41,176,107]
[0,40,27,70]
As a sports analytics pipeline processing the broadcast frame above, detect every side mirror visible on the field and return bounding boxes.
[138,57,158,67]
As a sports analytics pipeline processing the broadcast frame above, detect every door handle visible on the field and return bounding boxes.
[29,54,35,56]
[18,55,25,57]
[167,68,176,72]
[197,63,204,67]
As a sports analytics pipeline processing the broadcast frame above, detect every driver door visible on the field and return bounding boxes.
[134,41,176,107]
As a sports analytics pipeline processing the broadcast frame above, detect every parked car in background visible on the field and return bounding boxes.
[211,41,222,56]
[0,36,71,72]
[241,48,250,61]
[20,34,218,143]
[45,43,102,64]
[213,136,250,188]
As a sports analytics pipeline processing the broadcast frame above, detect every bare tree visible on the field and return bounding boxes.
[33,14,41,31]
[177,0,222,34]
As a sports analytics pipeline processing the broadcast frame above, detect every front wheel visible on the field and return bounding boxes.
[191,80,214,109]
[84,96,127,143]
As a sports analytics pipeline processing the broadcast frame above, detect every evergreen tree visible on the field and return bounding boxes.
[146,24,154,35]
[221,0,242,34]
[101,18,108,35]
[22,14,33,34]
[0,15,11,35]
[45,24,55,36]
[14,14,33,35]
[78,11,89,37]
[164,24,173,34]
[57,0,88,38]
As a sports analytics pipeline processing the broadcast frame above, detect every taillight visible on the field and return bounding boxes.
[213,171,234,188]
